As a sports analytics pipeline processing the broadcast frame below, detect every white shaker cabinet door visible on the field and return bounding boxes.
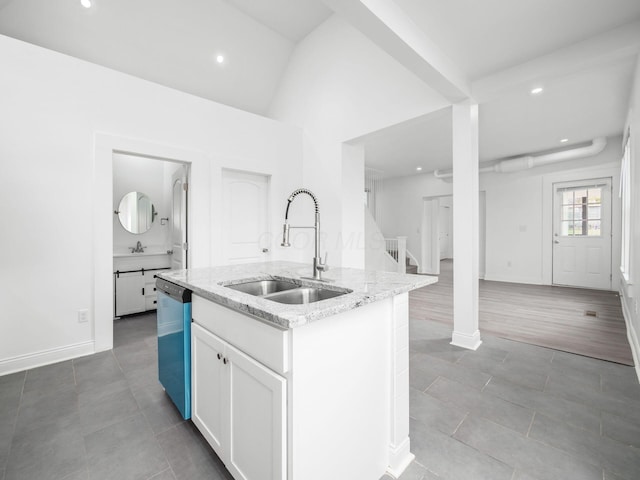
[225,343,286,480]
[191,324,226,458]
[114,272,145,316]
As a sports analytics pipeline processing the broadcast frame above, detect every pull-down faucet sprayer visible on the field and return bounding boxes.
[281,188,329,281]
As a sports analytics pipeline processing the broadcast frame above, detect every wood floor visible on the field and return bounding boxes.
[410,259,634,365]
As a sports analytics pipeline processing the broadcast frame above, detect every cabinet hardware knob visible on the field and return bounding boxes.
[223,357,228,365]
[217,353,222,360]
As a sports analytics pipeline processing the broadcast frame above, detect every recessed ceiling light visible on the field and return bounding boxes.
[80,0,92,8]
[216,55,225,64]
[416,167,422,172]
[530,87,544,95]
[560,138,569,143]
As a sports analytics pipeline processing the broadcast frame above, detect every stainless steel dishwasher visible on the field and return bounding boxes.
[156,277,191,420]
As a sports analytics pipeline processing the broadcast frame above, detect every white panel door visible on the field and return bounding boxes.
[552,179,612,290]
[191,324,226,459]
[439,205,451,259]
[171,166,188,270]
[421,198,440,274]
[226,343,286,480]
[222,170,270,264]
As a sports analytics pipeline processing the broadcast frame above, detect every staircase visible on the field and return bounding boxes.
[364,207,420,274]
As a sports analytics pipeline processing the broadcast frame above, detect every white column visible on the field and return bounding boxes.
[386,293,414,476]
[451,101,482,350]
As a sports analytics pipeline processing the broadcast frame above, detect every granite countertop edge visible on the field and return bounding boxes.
[157,261,437,329]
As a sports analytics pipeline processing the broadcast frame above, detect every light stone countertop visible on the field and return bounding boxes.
[157,261,437,329]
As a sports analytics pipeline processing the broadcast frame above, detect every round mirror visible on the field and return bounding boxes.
[117,191,156,234]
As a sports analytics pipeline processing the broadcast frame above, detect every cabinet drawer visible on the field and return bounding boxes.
[192,295,289,374]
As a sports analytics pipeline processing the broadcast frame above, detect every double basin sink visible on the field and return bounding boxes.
[224,279,351,305]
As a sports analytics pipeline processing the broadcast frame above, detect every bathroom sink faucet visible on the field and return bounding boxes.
[280,188,329,281]
[130,241,145,253]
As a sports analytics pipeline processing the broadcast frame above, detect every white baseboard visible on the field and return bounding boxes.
[386,437,415,478]
[619,290,640,383]
[0,341,95,376]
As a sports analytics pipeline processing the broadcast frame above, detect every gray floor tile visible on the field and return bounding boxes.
[397,461,439,479]
[410,418,514,480]
[5,412,86,480]
[139,392,185,435]
[601,371,640,402]
[489,356,550,391]
[0,372,25,404]
[411,352,492,390]
[23,361,75,397]
[123,363,161,389]
[602,410,640,448]
[426,376,534,434]
[410,387,467,435]
[114,341,157,372]
[148,468,177,480]
[529,412,640,480]
[454,414,603,480]
[409,358,440,391]
[484,376,601,433]
[14,387,79,436]
[85,412,168,480]
[546,363,602,392]
[410,338,468,363]
[73,351,125,393]
[157,422,230,480]
[61,469,89,480]
[512,471,542,480]
[551,350,629,377]
[545,372,640,423]
[78,381,139,435]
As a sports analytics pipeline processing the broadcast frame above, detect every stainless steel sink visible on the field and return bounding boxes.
[225,279,299,296]
[263,287,347,305]
[224,278,350,304]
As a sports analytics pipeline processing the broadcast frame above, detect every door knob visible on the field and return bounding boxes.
[554,240,560,244]
[262,248,269,253]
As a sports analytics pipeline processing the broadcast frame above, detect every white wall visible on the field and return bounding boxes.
[268,15,448,269]
[112,153,172,254]
[620,54,640,376]
[0,34,303,373]
[377,137,622,287]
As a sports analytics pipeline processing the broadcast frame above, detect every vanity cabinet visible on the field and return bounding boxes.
[113,254,170,317]
[191,298,286,480]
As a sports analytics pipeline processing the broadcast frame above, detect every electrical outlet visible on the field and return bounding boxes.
[78,309,89,323]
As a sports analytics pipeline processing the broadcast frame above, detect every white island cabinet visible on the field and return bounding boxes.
[158,261,436,480]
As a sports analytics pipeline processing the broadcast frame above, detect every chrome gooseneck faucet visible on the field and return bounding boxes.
[281,188,329,281]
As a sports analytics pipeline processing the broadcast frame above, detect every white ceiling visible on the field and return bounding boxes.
[0,0,330,115]
[358,1,640,178]
[396,0,640,80]
[1,0,639,178]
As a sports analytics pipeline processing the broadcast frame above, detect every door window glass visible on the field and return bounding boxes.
[560,187,602,237]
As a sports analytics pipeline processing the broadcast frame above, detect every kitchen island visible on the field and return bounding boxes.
[158,261,436,480]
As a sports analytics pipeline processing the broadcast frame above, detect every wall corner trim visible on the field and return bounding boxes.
[0,341,95,376]
[620,288,640,383]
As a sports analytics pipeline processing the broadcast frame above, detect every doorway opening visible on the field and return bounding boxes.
[112,152,190,327]
[421,193,486,277]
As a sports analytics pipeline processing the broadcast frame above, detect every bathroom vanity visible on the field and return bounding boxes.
[158,261,435,480]
[113,252,170,317]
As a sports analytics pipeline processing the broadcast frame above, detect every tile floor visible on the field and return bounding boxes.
[1,313,639,479]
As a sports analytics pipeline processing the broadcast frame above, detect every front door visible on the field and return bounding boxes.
[552,178,612,290]
[222,170,271,264]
